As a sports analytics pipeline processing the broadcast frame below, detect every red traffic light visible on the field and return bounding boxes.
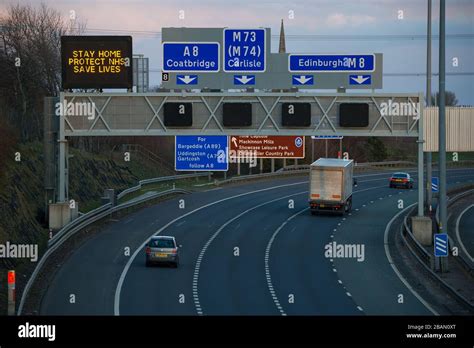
[8,270,15,284]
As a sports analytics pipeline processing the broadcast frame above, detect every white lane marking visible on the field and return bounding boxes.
[260,184,403,315]
[124,218,134,224]
[175,220,186,227]
[346,292,352,297]
[265,207,309,316]
[357,306,364,311]
[384,203,439,315]
[114,180,308,315]
[455,204,474,262]
[192,191,308,315]
[338,280,343,284]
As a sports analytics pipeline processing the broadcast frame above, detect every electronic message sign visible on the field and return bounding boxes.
[61,36,133,89]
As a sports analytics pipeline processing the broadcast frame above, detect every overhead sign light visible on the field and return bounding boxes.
[61,36,133,89]
[339,103,369,127]
[223,103,252,127]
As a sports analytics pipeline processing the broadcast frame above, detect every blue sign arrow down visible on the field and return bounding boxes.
[177,75,198,85]
[292,75,314,85]
[349,75,371,85]
[234,75,255,85]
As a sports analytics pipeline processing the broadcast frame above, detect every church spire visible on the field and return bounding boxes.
[278,19,286,53]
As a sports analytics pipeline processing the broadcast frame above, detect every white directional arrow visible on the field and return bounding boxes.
[231,136,238,147]
[178,75,197,84]
[235,75,254,84]
[294,75,312,84]
[350,75,370,84]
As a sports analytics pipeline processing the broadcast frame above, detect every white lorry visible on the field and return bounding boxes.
[309,158,354,215]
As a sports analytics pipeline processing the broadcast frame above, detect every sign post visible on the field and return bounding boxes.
[8,270,15,316]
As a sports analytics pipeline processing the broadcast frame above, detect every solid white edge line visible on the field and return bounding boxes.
[455,204,474,263]
[113,180,307,315]
[384,202,439,316]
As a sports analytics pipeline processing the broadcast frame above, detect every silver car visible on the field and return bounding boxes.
[145,236,181,268]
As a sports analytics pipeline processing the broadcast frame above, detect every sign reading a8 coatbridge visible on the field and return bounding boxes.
[61,36,133,89]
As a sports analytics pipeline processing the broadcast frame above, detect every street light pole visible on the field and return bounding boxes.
[438,0,448,272]
[426,0,433,213]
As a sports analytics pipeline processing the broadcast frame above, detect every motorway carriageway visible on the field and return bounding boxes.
[40,168,474,315]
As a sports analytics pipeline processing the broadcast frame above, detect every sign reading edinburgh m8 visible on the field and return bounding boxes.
[289,54,375,73]
[61,36,133,89]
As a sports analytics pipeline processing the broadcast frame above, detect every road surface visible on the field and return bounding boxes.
[39,168,474,315]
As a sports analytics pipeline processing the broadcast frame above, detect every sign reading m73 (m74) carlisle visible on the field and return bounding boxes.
[61,36,133,89]
[223,29,266,72]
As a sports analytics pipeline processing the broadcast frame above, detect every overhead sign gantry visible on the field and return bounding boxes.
[160,27,383,90]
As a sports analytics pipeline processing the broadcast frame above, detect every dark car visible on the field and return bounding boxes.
[389,172,414,189]
[145,236,181,268]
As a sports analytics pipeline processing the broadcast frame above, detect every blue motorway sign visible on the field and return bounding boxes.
[163,42,220,72]
[431,177,439,192]
[434,233,448,257]
[175,136,228,171]
[289,54,375,73]
[223,29,266,72]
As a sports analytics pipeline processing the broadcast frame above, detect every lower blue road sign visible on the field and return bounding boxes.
[234,75,255,85]
[292,75,314,85]
[434,233,449,257]
[349,75,371,85]
[177,75,198,85]
[175,136,228,171]
[432,177,439,192]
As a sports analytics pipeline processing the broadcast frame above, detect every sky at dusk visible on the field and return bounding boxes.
[1,0,473,104]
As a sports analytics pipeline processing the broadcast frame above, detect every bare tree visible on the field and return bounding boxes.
[0,3,85,140]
